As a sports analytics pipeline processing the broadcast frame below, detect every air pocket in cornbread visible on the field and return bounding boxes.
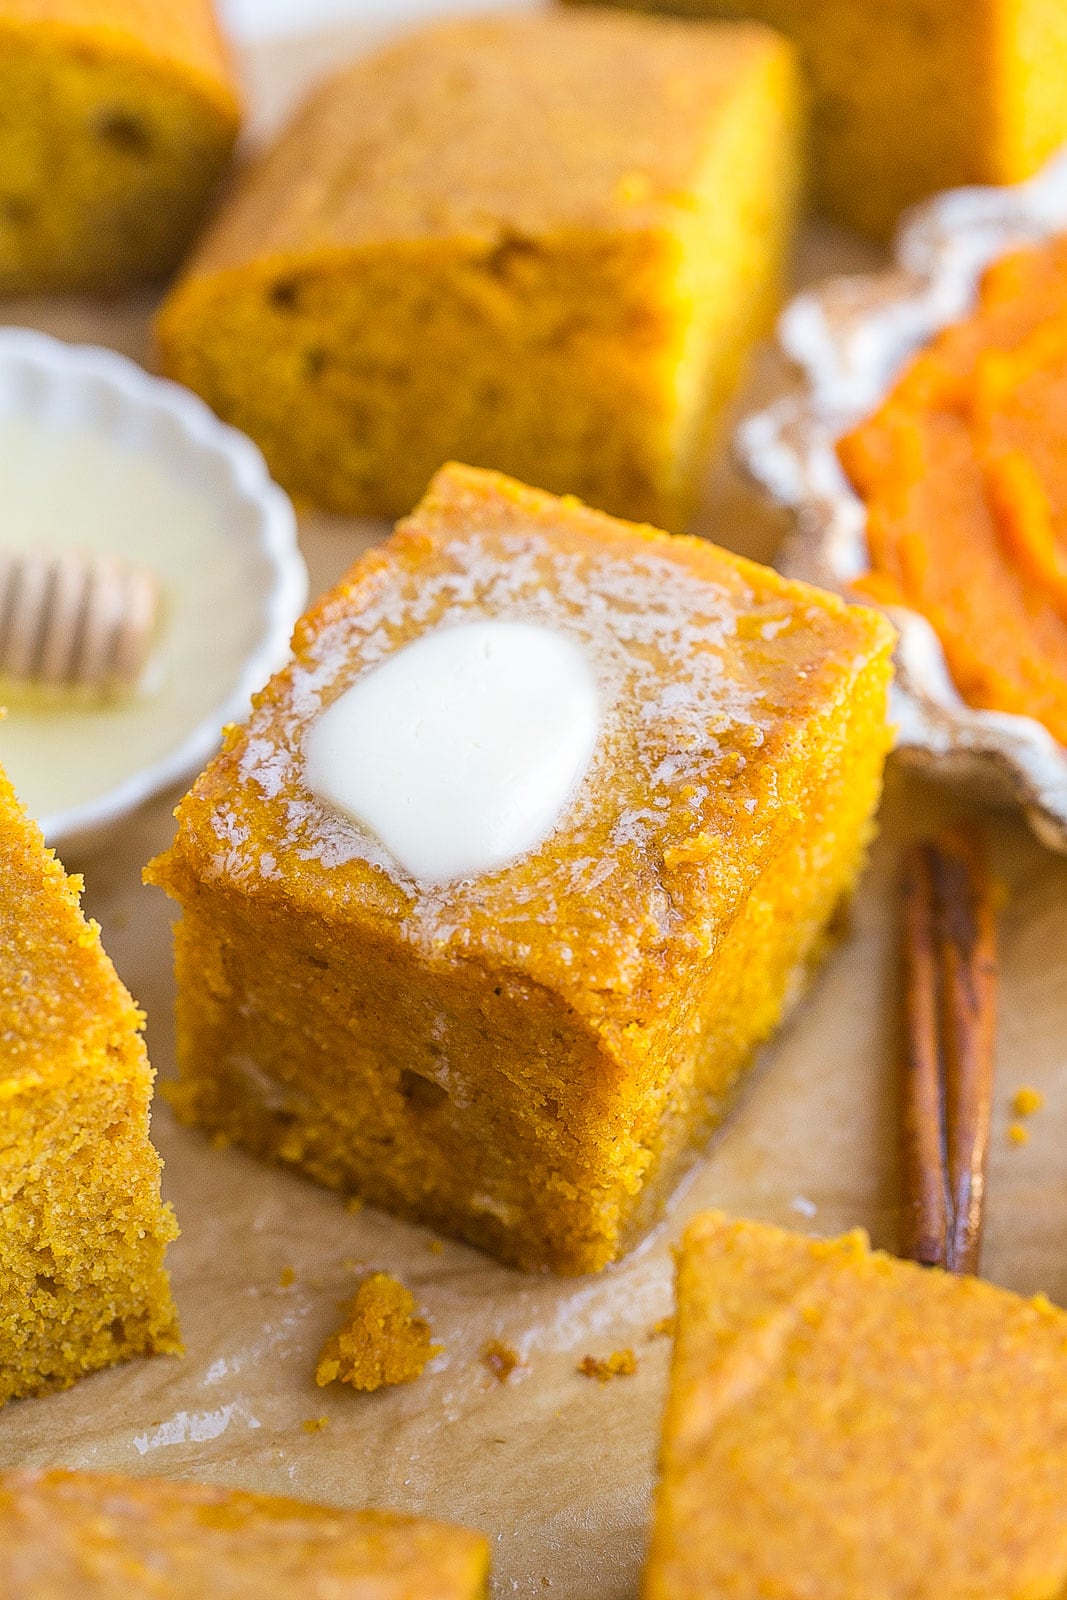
[147,464,894,1275]
[562,0,1067,238]
[645,1212,1067,1599]
[0,1470,490,1599]
[0,0,240,293]
[156,10,803,529]
[0,760,179,1404]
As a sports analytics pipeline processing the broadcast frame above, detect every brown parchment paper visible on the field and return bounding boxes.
[3,17,1067,1600]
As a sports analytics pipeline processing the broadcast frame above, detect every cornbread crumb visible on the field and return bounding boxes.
[278,1266,296,1288]
[649,1315,676,1341]
[345,1196,364,1216]
[1013,1086,1045,1117]
[482,1340,523,1383]
[208,1130,232,1152]
[427,1240,445,1255]
[1008,1123,1031,1146]
[315,1273,440,1392]
[578,1350,638,1382]
[302,1416,328,1434]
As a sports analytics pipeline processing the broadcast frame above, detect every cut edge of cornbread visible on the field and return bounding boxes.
[0,7,241,292]
[0,764,180,1405]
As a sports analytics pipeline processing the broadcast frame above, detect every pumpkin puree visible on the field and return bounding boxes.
[839,234,1067,746]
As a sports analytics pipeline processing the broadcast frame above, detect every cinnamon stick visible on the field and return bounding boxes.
[900,829,998,1275]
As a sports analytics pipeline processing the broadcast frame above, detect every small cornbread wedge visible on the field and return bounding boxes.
[646,1212,1067,1600]
[147,463,894,1275]
[0,761,179,1404]
[0,0,240,292]
[0,1470,490,1599]
[156,9,803,528]
[563,0,1067,238]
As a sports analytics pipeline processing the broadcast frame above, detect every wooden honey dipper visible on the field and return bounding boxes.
[0,547,159,697]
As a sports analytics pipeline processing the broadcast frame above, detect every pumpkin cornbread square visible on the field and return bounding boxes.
[0,1469,490,1599]
[0,762,178,1405]
[646,1212,1067,1600]
[155,9,803,529]
[563,0,1067,239]
[0,0,241,293]
[147,463,894,1274]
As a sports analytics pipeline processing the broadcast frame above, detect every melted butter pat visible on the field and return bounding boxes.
[304,620,600,884]
[0,418,261,822]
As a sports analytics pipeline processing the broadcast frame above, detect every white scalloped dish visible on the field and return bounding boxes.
[0,328,307,852]
[739,150,1067,852]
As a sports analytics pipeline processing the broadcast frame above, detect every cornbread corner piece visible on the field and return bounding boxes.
[0,0,241,293]
[563,0,1067,239]
[147,463,894,1275]
[645,1213,1067,1600]
[155,9,804,529]
[0,762,179,1404]
[0,1470,490,1599]
[315,1272,440,1392]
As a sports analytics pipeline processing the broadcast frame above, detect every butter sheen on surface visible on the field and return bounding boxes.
[303,620,600,885]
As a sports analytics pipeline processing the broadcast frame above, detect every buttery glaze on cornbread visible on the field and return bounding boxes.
[157,10,803,528]
[646,1213,1067,1600]
[564,0,1067,238]
[0,1470,490,1599]
[840,235,1067,747]
[0,761,178,1404]
[148,463,894,1275]
[0,0,240,292]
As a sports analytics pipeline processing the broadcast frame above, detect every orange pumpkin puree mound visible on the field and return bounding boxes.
[838,233,1067,746]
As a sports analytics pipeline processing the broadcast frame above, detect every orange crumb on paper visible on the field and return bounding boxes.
[649,1315,676,1341]
[278,1266,295,1288]
[577,1349,637,1382]
[344,1196,364,1215]
[208,1130,232,1152]
[302,1416,328,1433]
[1013,1086,1045,1117]
[315,1272,440,1392]
[482,1339,523,1383]
[1008,1123,1030,1146]
[427,1239,444,1255]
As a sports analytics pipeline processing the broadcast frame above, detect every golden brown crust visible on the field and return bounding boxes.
[646,1212,1067,1599]
[0,1469,489,1598]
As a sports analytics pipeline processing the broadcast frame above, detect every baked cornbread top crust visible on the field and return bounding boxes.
[0,760,144,1083]
[648,1212,1067,1600]
[0,0,241,125]
[163,465,893,1037]
[0,1469,489,1599]
[166,9,791,270]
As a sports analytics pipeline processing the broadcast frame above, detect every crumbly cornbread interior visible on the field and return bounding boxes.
[563,0,1067,238]
[148,464,894,1275]
[0,1469,490,1597]
[0,0,239,292]
[156,11,802,528]
[646,1212,1067,1600]
[0,762,179,1405]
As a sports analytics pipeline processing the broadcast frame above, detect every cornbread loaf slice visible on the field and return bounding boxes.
[563,0,1067,238]
[0,761,179,1404]
[0,0,240,292]
[646,1212,1067,1599]
[0,1470,490,1598]
[147,463,894,1275]
[156,10,803,529]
